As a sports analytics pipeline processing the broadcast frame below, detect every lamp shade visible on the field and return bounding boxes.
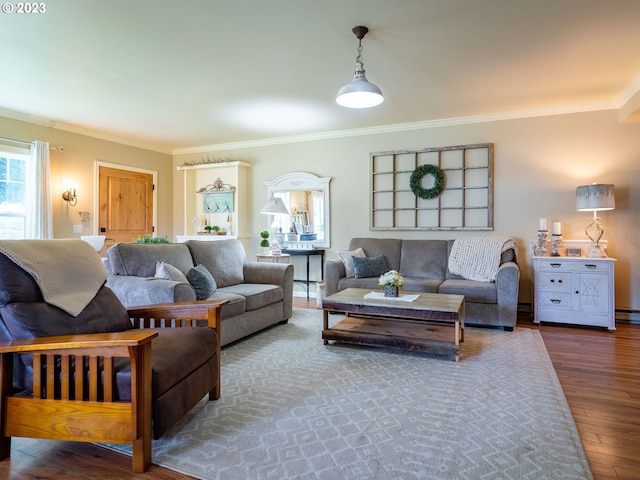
[336,62,384,108]
[576,184,615,211]
[260,197,290,215]
[80,235,106,252]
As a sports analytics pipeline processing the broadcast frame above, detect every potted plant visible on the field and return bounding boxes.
[260,229,270,254]
[379,270,404,297]
[211,225,220,234]
[133,234,170,244]
[204,225,213,234]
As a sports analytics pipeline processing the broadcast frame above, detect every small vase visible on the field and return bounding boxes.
[384,285,399,297]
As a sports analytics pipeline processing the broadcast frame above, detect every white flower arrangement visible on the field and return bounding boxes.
[378,270,404,288]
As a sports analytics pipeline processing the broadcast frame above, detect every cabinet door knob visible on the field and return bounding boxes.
[575,290,580,294]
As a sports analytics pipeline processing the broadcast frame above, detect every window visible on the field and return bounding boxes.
[0,151,28,239]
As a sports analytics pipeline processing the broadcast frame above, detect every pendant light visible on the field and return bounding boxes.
[336,26,384,109]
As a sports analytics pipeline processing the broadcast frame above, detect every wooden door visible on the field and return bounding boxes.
[99,166,154,252]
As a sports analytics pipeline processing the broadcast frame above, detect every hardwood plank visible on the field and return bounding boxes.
[519,311,640,480]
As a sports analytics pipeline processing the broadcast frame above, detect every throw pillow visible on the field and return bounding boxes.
[352,255,388,279]
[337,248,366,277]
[155,261,188,283]
[185,264,218,300]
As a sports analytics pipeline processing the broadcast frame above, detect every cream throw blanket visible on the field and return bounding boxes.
[0,239,107,316]
[448,236,518,282]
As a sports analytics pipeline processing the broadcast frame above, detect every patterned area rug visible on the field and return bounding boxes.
[106,308,592,479]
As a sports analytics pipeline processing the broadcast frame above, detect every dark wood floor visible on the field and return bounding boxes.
[1,301,638,479]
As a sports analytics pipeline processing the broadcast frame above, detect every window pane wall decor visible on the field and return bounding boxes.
[370,143,493,231]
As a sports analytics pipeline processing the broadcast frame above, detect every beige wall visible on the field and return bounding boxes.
[174,109,640,313]
[0,116,173,240]
[3,109,638,313]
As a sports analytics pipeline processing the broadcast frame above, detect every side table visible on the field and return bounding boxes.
[531,255,616,331]
[282,249,325,300]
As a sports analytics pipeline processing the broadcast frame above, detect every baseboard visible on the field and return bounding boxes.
[615,308,640,324]
[518,302,533,315]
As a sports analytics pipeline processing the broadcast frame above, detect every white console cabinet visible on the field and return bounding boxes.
[531,252,616,331]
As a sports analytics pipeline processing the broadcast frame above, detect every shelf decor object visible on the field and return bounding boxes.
[550,234,564,257]
[576,183,615,258]
[536,217,549,256]
[550,221,564,257]
[198,177,236,213]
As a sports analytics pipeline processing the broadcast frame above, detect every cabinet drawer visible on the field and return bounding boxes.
[538,291,573,310]
[538,260,573,271]
[573,262,609,273]
[538,272,572,292]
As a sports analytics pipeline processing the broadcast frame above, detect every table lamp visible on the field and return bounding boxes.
[260,196,290,253]
[575,183,615,258]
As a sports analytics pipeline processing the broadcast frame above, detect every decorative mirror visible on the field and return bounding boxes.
[264,172,331,248]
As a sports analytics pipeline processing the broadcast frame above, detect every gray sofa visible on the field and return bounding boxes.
[324,238,520,330]
[105,239,294,346]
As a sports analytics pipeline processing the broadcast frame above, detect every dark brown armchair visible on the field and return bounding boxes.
[0,240,226,473]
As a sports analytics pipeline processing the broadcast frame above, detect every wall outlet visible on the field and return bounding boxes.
[73,225,83,234]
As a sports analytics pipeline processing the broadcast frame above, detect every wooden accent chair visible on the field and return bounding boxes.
[0,242,226,473]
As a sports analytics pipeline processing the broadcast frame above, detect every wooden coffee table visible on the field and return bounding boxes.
[322,288,465,361]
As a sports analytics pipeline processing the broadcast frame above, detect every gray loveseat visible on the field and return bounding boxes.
[105,239,294,346]
[324,238,520,330]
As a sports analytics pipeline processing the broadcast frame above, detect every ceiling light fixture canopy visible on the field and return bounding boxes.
[336,26,384,109]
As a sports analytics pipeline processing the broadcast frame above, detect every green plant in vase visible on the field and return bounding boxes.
[204,225,213,234]
[260,229,270,254]
[211,225,220,234]
[133,234,170,243]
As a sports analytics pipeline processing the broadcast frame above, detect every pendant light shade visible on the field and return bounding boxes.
[336,26,384,109]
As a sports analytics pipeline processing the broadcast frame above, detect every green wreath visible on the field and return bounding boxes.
[410,164,445,200]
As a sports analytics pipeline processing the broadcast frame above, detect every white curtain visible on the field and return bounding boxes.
[26,140,53,239]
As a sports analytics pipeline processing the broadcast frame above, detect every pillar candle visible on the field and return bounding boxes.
[539,218,547,231]
[553,222,562,235]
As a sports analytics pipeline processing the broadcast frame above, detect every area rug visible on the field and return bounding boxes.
[106,308,592,480]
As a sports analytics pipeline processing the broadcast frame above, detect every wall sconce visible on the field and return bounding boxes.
[62,188,77,206]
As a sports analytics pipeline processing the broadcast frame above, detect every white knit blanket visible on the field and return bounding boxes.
[0,239,107,316]
[448,236,518,282]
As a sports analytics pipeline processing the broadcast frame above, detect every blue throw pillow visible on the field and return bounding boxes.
[185,264,217,300]
[352,255,388,279]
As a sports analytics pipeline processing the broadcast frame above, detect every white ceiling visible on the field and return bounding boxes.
[2,0,640,153]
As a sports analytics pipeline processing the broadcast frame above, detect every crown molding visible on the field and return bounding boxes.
[0,103,618,157]
[172,102,616,155]
[0,108,172,155]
